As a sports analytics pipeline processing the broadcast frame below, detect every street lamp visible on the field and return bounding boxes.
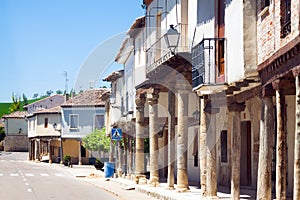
[164,24,180,54]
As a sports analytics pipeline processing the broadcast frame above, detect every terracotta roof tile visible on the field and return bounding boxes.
[2,111,28,119]
[61,88,108,107]
[32,105,61,115]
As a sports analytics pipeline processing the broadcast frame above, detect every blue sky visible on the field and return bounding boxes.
[0,0,144,102]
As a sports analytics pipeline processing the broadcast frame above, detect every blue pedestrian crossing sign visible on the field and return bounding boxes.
[111,128,122,140]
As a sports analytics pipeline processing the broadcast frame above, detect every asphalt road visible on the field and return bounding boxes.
[0,152,119,200]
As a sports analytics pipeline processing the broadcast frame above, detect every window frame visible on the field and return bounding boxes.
[94,114,104,131]
[69,114,79,129]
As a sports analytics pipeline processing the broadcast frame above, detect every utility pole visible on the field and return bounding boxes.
[64,71,68,93]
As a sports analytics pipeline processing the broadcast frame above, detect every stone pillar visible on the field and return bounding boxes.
[167,90,176,189]
[78,140,82,165]
[117,140,122,177]
[48,140,52,164]
[206,104,219,197]
[294,76,300,200]
[228,103,245,200]
[147,88,160,186]
[275,88,287,199]
[200,98,208,196]
[135,93,146,183]
[176,85,189,192]
[257,96,274,200]
[35,139,39,161]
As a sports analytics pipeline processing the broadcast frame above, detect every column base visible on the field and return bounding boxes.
[148,176,159,187]
[135,175,147,185]
[117,168,122,178]
[176,186,190,193]
[165,186,175,190]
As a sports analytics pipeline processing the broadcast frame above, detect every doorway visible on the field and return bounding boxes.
[240,121,251,186]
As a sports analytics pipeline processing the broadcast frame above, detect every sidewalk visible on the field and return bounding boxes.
[61,164,257,200]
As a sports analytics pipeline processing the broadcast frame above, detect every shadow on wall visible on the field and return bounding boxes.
[197,0,233,25]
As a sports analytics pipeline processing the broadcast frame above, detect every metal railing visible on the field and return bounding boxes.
[192,38,226,89]
[146,23,189,74]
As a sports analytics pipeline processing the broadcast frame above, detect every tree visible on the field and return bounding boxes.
[9,93,21,113]
[56,90,63,95]
[33,93,39,99]
[46,90,53,96]
[0,127,5,142]
[82,127,110,161]
[22,93,28,106]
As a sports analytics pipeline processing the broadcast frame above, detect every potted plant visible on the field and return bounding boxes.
[94,158,104,171]
[63,155,71,167]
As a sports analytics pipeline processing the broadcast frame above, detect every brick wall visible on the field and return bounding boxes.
[257,0,300,64]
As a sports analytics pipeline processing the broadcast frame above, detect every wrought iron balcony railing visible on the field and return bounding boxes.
[192,38,226,90]
[146,23,189,74]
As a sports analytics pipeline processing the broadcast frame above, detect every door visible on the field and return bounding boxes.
[216,0,225,83]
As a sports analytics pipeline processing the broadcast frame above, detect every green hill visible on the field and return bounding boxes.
[0,98,44,118]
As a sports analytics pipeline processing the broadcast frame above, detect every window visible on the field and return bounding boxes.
[94,115,104,130]
[281,0,291,38]
[221,130,228,163]
[259,0,270,11]
[70,114,79,129]
[44,118,48,128]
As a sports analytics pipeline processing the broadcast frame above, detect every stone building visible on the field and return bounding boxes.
[256,0,300,199]
[2,111,28,152]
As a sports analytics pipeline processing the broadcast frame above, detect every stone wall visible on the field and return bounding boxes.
[4,135,28,152]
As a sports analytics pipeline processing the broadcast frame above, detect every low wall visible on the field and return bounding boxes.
[4,136,28,152]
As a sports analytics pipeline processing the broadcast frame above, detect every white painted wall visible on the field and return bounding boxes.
[225,0,244,83]
[25,95,65,114]
[35,114,61,137]
[5,118,28,136]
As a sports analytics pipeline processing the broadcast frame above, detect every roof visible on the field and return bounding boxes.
[127,16,145,37]
[33,106,61,115]
[103,70,124,82]
[2,111,28,119]
[61,88,108,107]
[23,94,64,108]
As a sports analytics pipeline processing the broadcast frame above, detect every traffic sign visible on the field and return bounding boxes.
[111,128,122,140]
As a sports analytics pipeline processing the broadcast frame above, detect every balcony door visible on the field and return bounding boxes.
[215,0,225,83]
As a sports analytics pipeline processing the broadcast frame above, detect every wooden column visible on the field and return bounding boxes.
[148,89,160,186]
[48,140,52,164]
[135,94,146,182]
[176,85,189,192]
[294,75,300,200]
[60,138,63,164]
[78,140,82,165]
[275,88,287,199]
[167,89,176,189]
[257,96,274,200]
[206,105,219,197]
[228,103,245,200]
[200,98,208,196]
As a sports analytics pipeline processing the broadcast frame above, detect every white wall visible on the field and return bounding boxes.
[36,114,61,137]
[5,118,28,136]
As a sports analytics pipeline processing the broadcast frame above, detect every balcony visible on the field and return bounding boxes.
[146,23,189,75]
[192,38,227,91]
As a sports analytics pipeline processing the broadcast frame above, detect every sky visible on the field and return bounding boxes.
[0,0,144,102]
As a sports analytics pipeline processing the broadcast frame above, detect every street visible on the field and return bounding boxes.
[0,152,119,200]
